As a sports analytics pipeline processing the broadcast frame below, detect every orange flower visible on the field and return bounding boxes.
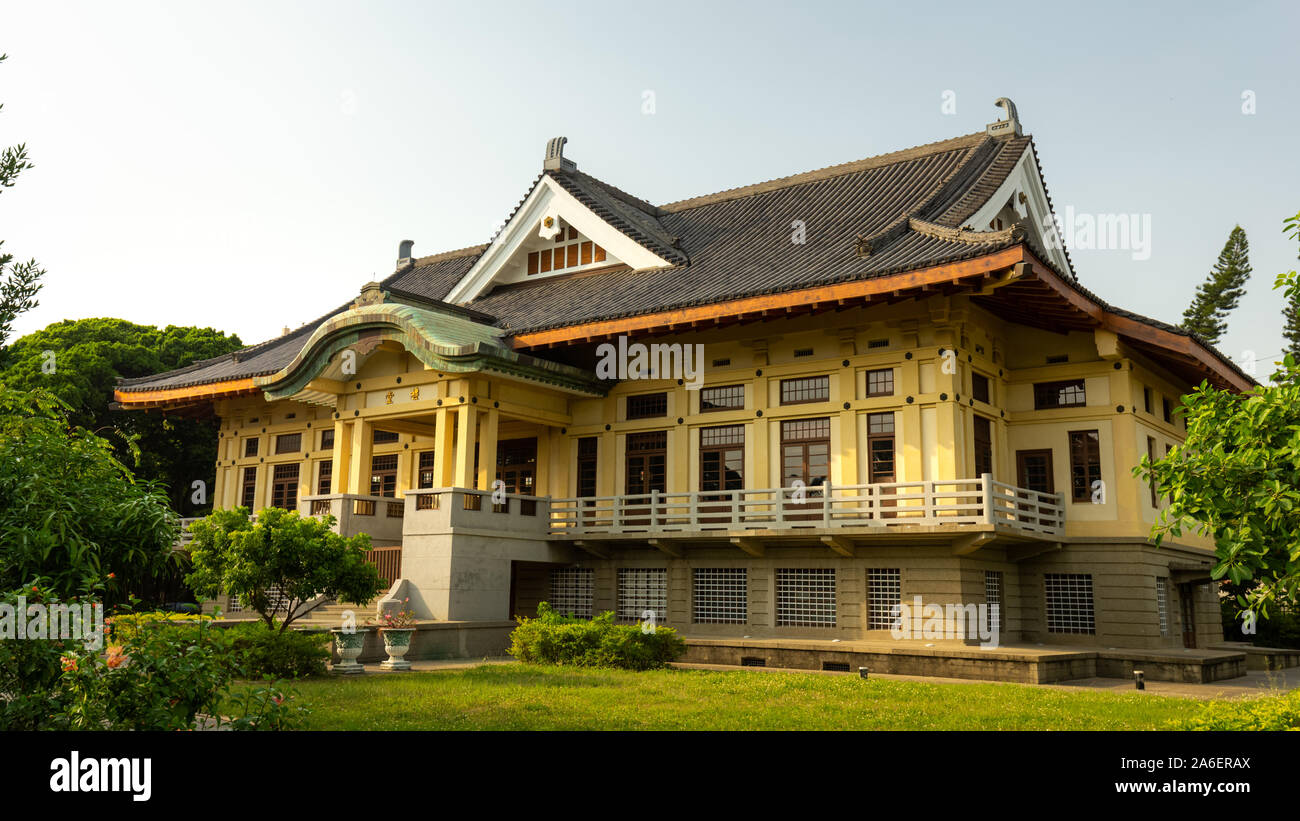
[106,572,116,580]
[105,646,125,668]
[60,656,77,673]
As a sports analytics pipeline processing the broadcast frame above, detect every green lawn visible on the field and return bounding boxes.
[277,663,1206,730]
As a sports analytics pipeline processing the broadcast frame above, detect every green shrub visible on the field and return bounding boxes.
[1167,690,1300,731]
[508,602,684,671]
[108,610,215,642]
[224,622,331,679]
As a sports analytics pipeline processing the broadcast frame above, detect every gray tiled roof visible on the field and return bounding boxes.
[119,130,1112,393]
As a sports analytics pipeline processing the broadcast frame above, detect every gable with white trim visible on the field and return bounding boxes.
[964,144,1074,278]
[445,175,675,304]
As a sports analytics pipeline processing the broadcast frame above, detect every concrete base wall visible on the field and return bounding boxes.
[682,639,1247,684]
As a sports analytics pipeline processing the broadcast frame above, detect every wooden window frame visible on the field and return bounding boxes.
[865,368,894,397]
[971,372,991,404]
[370,453,399,498]
[243,437,259,458]
[271,463,299,510]
[780,417,831,487]
[240,466,258,509]
[1033,379,1086,410]
[700,384,744,413]
[626,392,668,420]
[779,375,830,406]
[316,459,332,495]
[972,415,993,477]
[274,432,301,455]
[866,412,896,483]
[1067,429,1102,503]
[699,425,745,494]
[576,437,598,498]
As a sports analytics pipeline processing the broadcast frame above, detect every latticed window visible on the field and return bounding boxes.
[550,568,594,619]
[700,425,744,494]
[625,431,667,496]
[271,463,299,510]
[243,437,259,457]
[1045,573,1095,634]
[373,429,399,444]
[780,375,829,405]
[617,568,667,623]
[780,417,830,488]
[370,454,398,498]
[576,437,598,497]
[867,413,895,483]
[1033,379,1086,409]
[865,368,894,396]
[240,466,257,508]
[973,415,993,477]
[776,569,836,627]
[868,568,902,629]
[972,372,991,404]
[626,392,667,419]
[700,384,744,412]
[985,570,1003,635]
[320,429,335,450]
[692,568,747,624]
[316,460,332,495]
[1156,577,1170,637]
[417,451,436,489]
[275,432,301,454]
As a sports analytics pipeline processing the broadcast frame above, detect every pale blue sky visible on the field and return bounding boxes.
[3,1,1298,373]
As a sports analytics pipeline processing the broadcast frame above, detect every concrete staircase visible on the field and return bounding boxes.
[292,599,375,629]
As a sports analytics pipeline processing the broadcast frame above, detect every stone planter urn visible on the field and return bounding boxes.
[330,627,370,675]
[379,627,416,671]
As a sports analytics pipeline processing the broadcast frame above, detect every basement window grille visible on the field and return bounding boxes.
[984,570,1003,635]
[692,568,747,624]
[550,568,594,620]
[1045,573,1096,635]
[1156,577,1170,637]
[868,568,902,630]
[821,661,850,672]
[740,657,766,667]
[617,568,668,623]
[775,568,837,627]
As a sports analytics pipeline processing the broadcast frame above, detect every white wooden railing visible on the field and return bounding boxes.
[548,475,1063,537]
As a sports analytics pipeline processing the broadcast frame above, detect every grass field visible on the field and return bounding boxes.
[278,663,1208,730]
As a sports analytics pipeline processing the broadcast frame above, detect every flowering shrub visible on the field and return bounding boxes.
[373,598,417,630]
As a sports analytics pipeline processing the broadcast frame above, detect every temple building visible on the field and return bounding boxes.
[115,101,1254,682]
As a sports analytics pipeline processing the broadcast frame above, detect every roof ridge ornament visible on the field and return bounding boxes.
[352,281,389,309]
[543,136,577,172]
[986,97,1022,138]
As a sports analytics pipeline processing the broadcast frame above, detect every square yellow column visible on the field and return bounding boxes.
[453,404,476,489]
[329,417,352,494]
[346,418,373,494]
[476,408,499,491]
[432,407,456,488]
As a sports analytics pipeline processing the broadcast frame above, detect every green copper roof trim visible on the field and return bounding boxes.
[253,301,606,400]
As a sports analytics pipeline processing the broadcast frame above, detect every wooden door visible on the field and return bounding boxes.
[1178,583,1198,648]
[624,431,666,527]
[1016,449,1055,524]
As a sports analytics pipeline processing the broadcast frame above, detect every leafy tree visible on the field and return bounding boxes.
[1282,212,1300,360]
[186,507,383,632]
[1139,245,1300,620]
[0,53,45,348]
[1180,225,1252,346]
[0,386,180,601]
[0,318,243,515]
